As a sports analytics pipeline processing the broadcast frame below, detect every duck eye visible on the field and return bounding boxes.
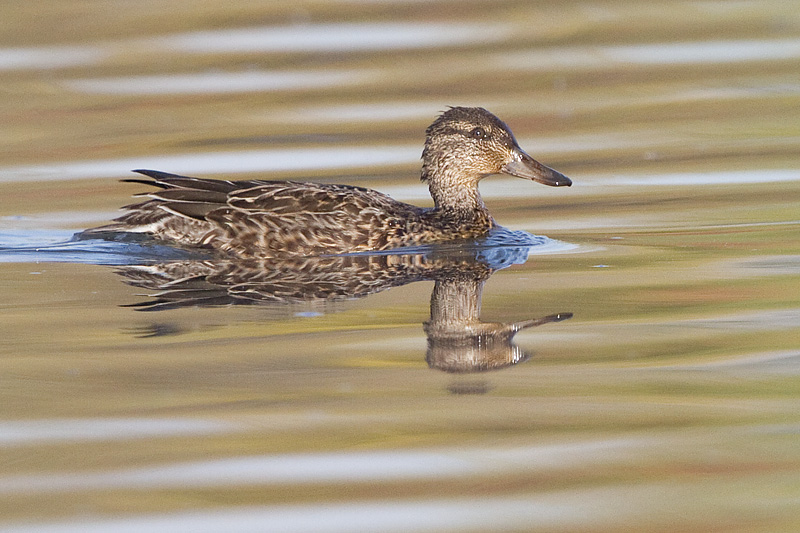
[470,127,486,139]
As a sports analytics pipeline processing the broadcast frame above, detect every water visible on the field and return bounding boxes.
[1,1,799,532]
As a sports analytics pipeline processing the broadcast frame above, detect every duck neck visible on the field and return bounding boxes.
[424,170,491,223]
[431,181,487,214]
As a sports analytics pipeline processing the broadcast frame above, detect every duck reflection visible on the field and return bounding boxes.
[115,243,571,374]
[425,274,570,373]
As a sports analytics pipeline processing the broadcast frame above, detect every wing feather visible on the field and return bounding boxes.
[88,170,426,257]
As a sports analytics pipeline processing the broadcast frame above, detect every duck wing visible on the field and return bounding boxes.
[122,170,420,256]
[122,169,270,221]
[203,180,417,256]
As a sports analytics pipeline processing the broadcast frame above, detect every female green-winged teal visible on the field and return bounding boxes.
[87,107,571,258]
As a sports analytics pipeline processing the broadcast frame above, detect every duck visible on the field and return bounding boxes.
[85,107,571,258]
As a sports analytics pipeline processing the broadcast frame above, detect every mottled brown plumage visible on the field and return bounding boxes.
[116,252,493,311]
[86,107,571,258]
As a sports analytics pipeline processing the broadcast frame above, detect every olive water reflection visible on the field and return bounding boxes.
[3,0,800,530]
[111,241,571,376]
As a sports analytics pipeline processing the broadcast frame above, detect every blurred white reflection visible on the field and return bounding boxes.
[64,70,372,95]
[0,438,641,494]
[0,497,586,533]
[0,145,420,182]
[0,46,106,71]
[160,22,510,53]
[0,418,233,446]
[500,38,800,69]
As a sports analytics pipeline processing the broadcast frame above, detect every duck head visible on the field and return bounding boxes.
[421,107,571,209]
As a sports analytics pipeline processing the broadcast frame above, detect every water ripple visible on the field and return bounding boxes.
[64,69,373,95]
[160,22,511,53]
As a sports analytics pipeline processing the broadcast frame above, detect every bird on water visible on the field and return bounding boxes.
[86,107,571,258]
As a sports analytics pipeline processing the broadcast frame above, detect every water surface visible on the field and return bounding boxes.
[1,1,799,532]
